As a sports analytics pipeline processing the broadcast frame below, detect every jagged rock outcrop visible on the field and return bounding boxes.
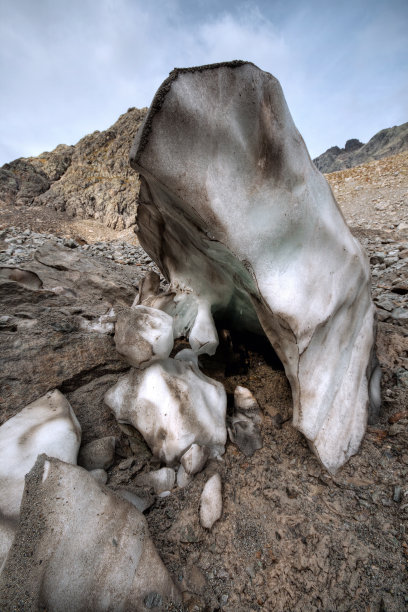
[0,108,147,229]
[314,122,408,173]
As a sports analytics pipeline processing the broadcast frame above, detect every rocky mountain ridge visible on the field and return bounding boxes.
[0,107,147,230]
[314,121,408,173]
[1,111,407,233]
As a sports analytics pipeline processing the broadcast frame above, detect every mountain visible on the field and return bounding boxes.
[313,122,408,173]
[1,113,407,233]
[0,107,147,230]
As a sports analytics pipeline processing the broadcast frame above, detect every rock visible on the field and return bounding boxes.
[228,415,263,457]
[370,252,386,264]
[200,473,223,530]
[0,455,181,609]
[176,464,193,488]
[136,467,176,494]
[181,444,210,475]
[393,486,402,503]
[0,390,81,567]
[104,358,227,465]
[396,369,408,388]
[228,385,263,457]
[78,436,116,470]
[391,307,408,321]
[114,487,154,512]
[89,468,108,484]
[114,305,174,368]
[0,158,50,206]
[388,423,406,436]
[0,242,140,423]
[234,385,260,412]
[130,61,377,473]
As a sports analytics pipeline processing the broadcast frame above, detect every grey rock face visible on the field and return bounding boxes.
[0,240,143,423]
[34,108,147,229]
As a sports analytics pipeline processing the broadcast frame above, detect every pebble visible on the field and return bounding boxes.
[393,486,402,503]
[144,592,162,609]
[78,436,116,471]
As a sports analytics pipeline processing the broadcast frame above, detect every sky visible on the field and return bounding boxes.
[0,0,407,165]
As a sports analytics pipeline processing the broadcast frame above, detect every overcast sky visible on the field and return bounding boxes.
[0,0,407,165]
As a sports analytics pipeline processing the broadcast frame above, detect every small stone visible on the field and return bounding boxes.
[390,307,408,321]
[89,469,108,485]
[136,467,175,494]
[384,256,399,266]
[219,594,229,606]
[177,464,193,488]
[118,457,135,470]
[78,436,116,471]
[200,473,222,530]
[370,252,386,264]
[393,486,402,503]
[144,592,163,609]
[181,444,210,475]
[114,487,154,512]
[389,423,406,436]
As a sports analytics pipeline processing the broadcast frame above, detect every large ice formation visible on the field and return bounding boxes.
[0,455,181,609]
[104,358,227,465]
[129,61,379,473]
[0,390,81,569]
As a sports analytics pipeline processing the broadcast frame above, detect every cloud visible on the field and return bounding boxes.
[0,0,407,164]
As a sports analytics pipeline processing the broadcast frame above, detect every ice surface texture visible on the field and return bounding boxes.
[0,390,81,568]
[105,358,227,465]
[129,61,378,472]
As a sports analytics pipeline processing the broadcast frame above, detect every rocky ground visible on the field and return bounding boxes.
[0,151,407,610]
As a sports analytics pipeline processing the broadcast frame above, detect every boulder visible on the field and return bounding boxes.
[0,455,181,609]
[0,242,140,424]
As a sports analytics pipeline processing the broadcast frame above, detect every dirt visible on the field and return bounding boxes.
[0,203,139,245]
[1,152,408,610]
